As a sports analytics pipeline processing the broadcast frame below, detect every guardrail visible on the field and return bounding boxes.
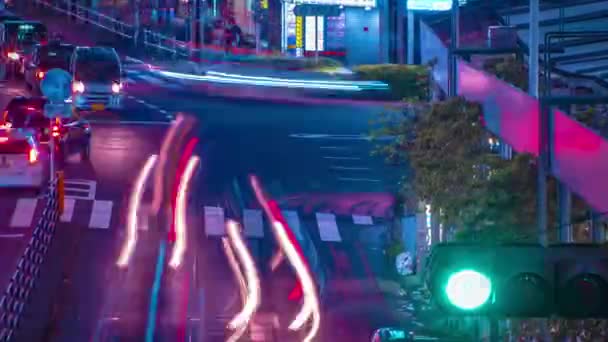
[32,0,135,40]
[0,177,64,342]
[142,29,191,59]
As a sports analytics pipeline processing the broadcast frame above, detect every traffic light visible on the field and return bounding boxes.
[425,243,608,318]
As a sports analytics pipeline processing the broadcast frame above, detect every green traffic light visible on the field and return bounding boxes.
[445,269,492,310]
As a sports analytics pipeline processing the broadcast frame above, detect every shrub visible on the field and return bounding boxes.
[355,64,430,101]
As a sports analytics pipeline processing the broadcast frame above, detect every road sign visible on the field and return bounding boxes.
[294,4,341,17]
[43,103,72,119]
[40,68,72,103]
[396,252,414,276]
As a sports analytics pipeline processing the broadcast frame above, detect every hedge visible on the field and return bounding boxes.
[354,64,430,101]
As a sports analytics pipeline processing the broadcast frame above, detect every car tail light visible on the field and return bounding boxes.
[112,82,122,94]
[52,125,60,137]
[72,81,85,93]
[28,148,38,164]
[37,71,45,79]
[7,52,19,61]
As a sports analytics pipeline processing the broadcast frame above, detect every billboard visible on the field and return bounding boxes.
[295,0,376,8]
[407,0,452,11]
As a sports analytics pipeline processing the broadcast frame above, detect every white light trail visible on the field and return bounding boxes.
[222,238,249,342]
[151,115,184,215]
[169,156,200,269]
[250,175,321,341]
[226,220,261,330]
[117,155,158,267]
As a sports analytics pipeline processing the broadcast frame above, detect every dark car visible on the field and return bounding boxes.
[1,96,91,162]
[24,42,74,94]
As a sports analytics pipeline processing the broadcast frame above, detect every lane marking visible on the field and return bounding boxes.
[136,99,146,104]
[10,198,38,228]
[64,179,96,200]
[145,241,166,342]
[89,200,114,229]
[323,156,361,160]
[158,109,168,114]
[60,198,76,222]
[316,212,342,242]
[330,166,371,171]
[204,206,226,236]
[0,234,25,238]
[353,215,373,225]
[337,177,382,182]
[320,146,350,150]
[145,103,159,109]
[88,120,173,126]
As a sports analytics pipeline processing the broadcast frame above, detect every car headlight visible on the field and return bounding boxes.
[112,82,122,94]
[72,81,85,93]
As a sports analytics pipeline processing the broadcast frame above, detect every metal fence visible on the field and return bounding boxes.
[0,180,60,341]
[32,0,135,39]
[142,29,191,58]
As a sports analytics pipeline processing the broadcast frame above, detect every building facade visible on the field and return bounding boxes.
[281,0,389,65]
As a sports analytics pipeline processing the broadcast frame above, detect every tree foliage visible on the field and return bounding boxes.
[373,96,589,243]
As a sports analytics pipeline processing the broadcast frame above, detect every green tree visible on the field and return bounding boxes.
[373,96,588,243]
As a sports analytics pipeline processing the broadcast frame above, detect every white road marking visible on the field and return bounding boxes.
[145,103,158,109]
[204,206,225,236]
[316,212,341,242]
[136,99,146,104]
[353,215,373,225]
[158,109,168,114]
[320,146,350,150]
[64,179,97,200]
[330,166,371,171]
[243,209,264,238]
[10,198,38,228]
[89,200,114,229]
[0,234,24,238]
[337,177,382,182]
[60,198,76,222]
[290,133,396,141]
[323,156,361,160]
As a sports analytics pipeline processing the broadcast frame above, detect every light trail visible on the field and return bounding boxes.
[117,155,158,267]
[222,238,249,342]
[169,156,200,269]
[250,175,321,341]
[225,220,261,330]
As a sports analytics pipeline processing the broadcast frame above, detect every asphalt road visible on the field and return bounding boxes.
[0,7,410,338]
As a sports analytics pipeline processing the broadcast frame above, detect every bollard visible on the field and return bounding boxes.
[56,171,64,215]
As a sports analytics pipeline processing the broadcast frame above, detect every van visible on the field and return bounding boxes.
[0,20,47,79]
[70,46,123,111]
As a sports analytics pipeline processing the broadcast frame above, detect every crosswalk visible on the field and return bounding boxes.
[4,197,116,229]
[1,179,117,229]
[203,206,383,242]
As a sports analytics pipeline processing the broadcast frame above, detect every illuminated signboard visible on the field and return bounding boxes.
[296,16,304,48]
[407,0,452,11]
[295,0,375,8]
[304,16,324,52]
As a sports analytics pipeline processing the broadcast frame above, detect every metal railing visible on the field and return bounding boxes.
[0,178,61,342]
[32,0,135,39]
[143,29,191,58]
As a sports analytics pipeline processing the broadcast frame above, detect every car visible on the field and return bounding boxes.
[24,41,74,95]
[1,96,91,163]
[0,20,47,79]
[70,46,123,111]
[0,128,49,190]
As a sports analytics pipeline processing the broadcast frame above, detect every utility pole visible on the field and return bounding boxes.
[134,0,141,46]
[448,0,459,96]
[199,0,206,61]
[407,10,414,64]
